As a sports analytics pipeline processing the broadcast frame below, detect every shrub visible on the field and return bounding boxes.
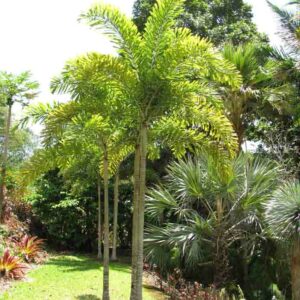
[15,235,44,263]
[0,249,29,279]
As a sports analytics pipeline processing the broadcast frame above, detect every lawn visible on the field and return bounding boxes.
[0,254,164,300]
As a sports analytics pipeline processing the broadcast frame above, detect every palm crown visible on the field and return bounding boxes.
[265,181,300,240]
[145,152,280,284]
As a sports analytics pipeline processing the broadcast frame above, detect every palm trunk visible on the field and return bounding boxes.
[242,247,249,291]
[237,127,244,153]
[291,238,300,300]
[97,176,102,260]
[130,123,147,300]
[111,169,119,261]
[130,144,141,300]
[0,103,12,222]
[102,147,110,300]
[213,230,230,288]
[214,198,229,288]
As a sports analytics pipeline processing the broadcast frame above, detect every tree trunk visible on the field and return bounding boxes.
[130,123,147,300]
[291,238,300,300]
[242,247,249,291]
[0,103,12,223]
[97,176,102,260]
[130,144,141,300]
[111,169,119,261]
[213,231,230,288]
[214,198,229,288]
[102,148,110,300]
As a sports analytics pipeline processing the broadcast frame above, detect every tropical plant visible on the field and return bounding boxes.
[265,181,300,300]
[221,43,296,151]
[78,1,241,298]
[0,249,29,279]
[15,235,44,263]
[145,152,280,291]
[0,71,38,221]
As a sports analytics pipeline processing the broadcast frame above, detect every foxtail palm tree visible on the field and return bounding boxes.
[79,1,241,297]
[30,99,133,300]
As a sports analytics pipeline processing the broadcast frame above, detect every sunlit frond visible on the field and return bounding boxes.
[265,181,300,240]
[79,4,143,70]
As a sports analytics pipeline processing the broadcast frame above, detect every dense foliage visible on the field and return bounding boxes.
[29,169,134,252]
[133,0,268,45]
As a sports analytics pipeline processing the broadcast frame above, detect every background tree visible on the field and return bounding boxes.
[0,71,38,221]
[133,0,268,45]
[246,47,300,177]
[221,43,295,151]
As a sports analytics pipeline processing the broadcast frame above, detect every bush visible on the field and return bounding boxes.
[29,169,134,252]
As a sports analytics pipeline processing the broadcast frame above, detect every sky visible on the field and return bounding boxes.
[0,0,290,126]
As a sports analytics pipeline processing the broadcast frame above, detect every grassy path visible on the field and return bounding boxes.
[0,254,164,300]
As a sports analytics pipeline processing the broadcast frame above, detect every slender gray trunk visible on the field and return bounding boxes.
[0,103,12,223]
[291,238,300,300]
[130,144,140,300]
[97,176,102,260]
[102,147,110,300]
[130,123,147,300]
[111,169,119,261]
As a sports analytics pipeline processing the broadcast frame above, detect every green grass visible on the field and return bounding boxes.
[0,254,164,300]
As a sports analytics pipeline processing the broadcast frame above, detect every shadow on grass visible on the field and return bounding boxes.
[143,284,166,300]
[46,256,131,273]
[76,295,100,300]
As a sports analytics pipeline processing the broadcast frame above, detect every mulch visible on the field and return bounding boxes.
[0,278,11,294]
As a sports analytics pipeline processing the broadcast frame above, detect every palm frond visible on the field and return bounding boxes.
[265,181,300,240]
[79,4,142,70]
[142,0,185,69]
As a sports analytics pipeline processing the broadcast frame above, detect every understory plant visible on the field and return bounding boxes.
[145,151,280,292]
[0,249,29,279]
[15,234,44,263]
